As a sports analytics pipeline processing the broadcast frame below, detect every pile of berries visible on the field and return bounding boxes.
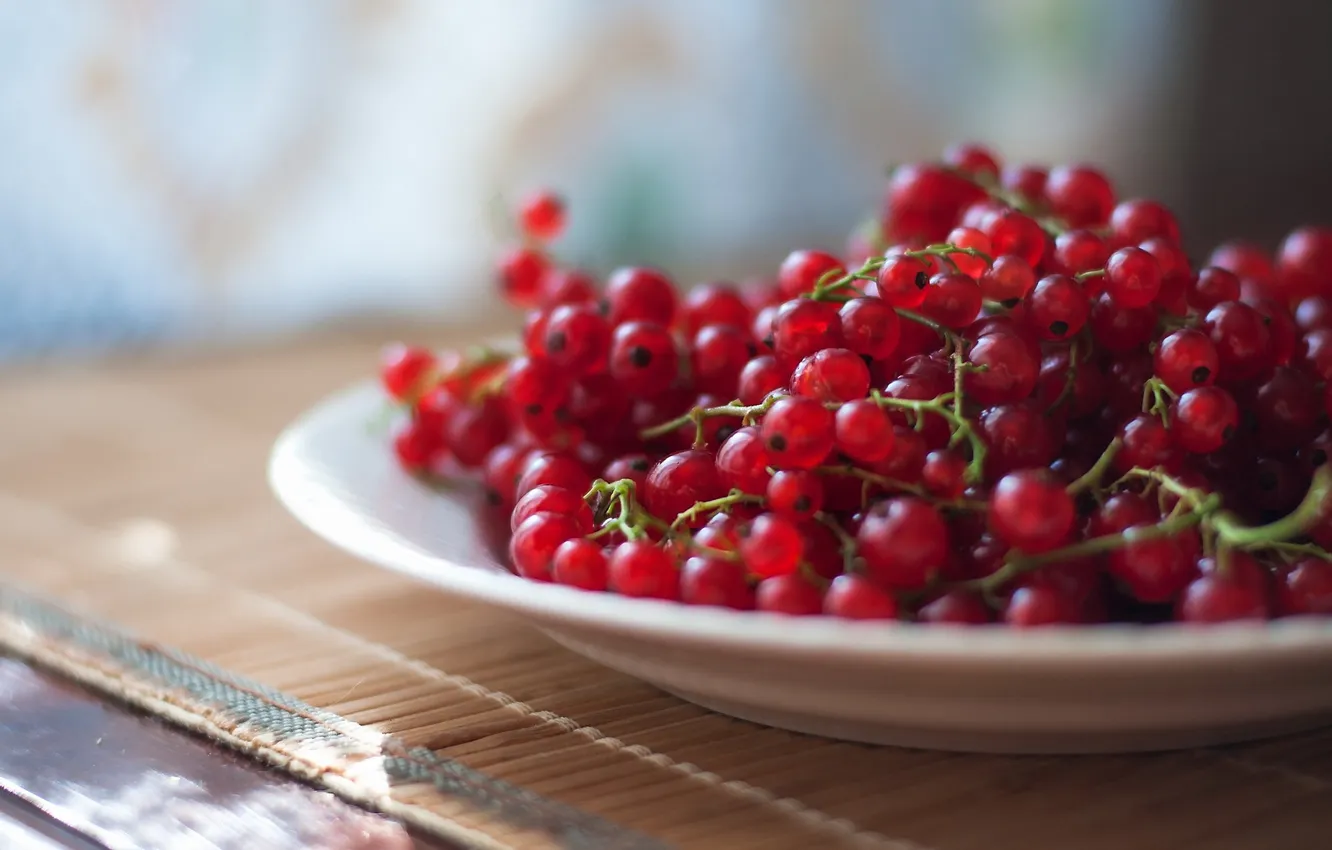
[378,145,1332,626]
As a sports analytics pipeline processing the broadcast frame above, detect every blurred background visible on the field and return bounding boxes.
[1,0,1331,361]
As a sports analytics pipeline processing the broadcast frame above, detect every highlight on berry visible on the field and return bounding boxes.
[377,148,1332,627]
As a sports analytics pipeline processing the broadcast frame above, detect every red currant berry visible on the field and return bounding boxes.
[918,590,992,625]
[1024,274,1089,341]
[1172,386,1239,453]
[1187,266,1241,311]
[1087,492,1158,538]
[772,298,844,368]
[823,574,899,619]
[715,427,772,495]
[497,247,549,308]
[523,309,551,357]
[1154,329,1218,393]
[1115,414,1181,474]
[944,226,992,278]
[874,254,931,308]
[778,250,846,299]
[833,398,895,463]
[605,267,678,327]
[964,332,1039,405]
[1003,585,1084,627]
[1209,241,1275,290]
[978,254,1037,302]
[1203,301,1272,383]
[765,470,824,518]
[446,398,509,468]
[1296,328,1332,381]
[1089,294,1157,354]
[873,425,928,482]
[602,453,651,490]
[510,512,583,581]
[921,450,967,499]
[681,555,754,609]
[1254,366,1322,447]
[1053,229,1109,278]
[380,344,436,401]
[544,303,611,375]
[481,442,532,507]
[979,402,1058,478]
[983,210,1045,268]
[1276,226,1332,302]
[790,348,871,403]
[682,282,751,335]
[921,272,983,328]
[755,574,825,615]
[1001,163,1047,202]
[608,321,677,394]
[518,190,566,241]
[1176,554,1271,622]
[740,513,804,579]
[737,355,789,405]
[1109,198,1179,246]
[511,484,594,533]
[687,325,751,397]
[551,539,609,591]
[761,396,836,470]
[989,469,1074,554]
[1045,164,1115,228]
[856,498,948,589]
[943,142,1000,178]
[1277,558,1332,616]
[504,355,569,420]
[608,540,680,600]
[516,452,592,498]
[839,296,901,360]
[886,163,985,242]
[1296,295,1332,332]
[1104,247,1162,308]
[392,420,440,471]
[642,450,726,528]
[414,383,463,439]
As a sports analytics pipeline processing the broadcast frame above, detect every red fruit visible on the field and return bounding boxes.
[988,469,1075,554]
[944,226,993,278]
[516,453,592,498]
[979,402,1058,478]
[1250,298,1298,366]
[1053,229,1109,278]
[602,454,652,491]
[1276,226,1332,302]
[834,399,895,463]
[544,303,611,375]
[681,556,754,609]
[1104,247,1162,308]
[510,485,594,533]
[380,344,436,401]
[497,247,549,307]
[965,332,1039,405]
[761,396,836,470]
[608,540,680,600]
[765,470,824,518]
[823,574,899,620]
[1004,586,1085,627]
[1115,414,1181,474]
[790,348,871,402]
[392,420,440,471]
[921,450,967,499]
[737,355,790,405]
[1296,328,1332,381]
[446,398,510,467]
[551,539,609,591]
[1107,530,1197,603]
[978,254,1037,302]
[1296,296,1332,331]
[1141,237,1192,313]
[504,355,570,421]
[1188,267,1241,311]
[772,298,844,368]
[1277,558,1332,616]
[755,574,825,615]
[482,442,532,507]
[740,513,804,578]
[538,268,596,307]
[605,267,678,327]
[1176,554,1271,623]
[1202,301,1272,383]
[874,254,931,308]
[1045,164,1115,228]
[510,512,583,581]
[1001,164,1047,202]
[642,450,726,528]
[682,282,751,334]
[1254,367,1322,448]
[839,297,901,360]
[921,272,983,328]
[1024,274,1089,341]
[523,309,551,356]
[1209,241,1275,290]
[918,590,992,625]
[943,142,1000,178]
[1089,294,1158,354]
[1087,492,1158,538]
[984,210,1046,268]
[715,427,772,495]
[690,324,752,396]
[886,163,985,242]
[856,498,948,589]
[778,250,846,299]
[1109,199,1180,246]
[518,190,566,241]
[1154,329,1218,394]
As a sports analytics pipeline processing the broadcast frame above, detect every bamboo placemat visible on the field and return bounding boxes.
[3,327,1332,849]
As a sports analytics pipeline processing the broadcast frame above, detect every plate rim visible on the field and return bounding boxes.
[268,380,1332,666]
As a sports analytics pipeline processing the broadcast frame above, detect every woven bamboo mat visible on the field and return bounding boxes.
[3,327,1332,849]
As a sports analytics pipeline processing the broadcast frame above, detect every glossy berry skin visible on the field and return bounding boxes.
[839,297,901,360]
[715,427,772,495]
[482,442,533,507]
[602,454,652,492]
[1254,367,1322,448]
[1087,493,1158,539]
[921,450,967,499]
[392,421,440,471]
[1025,274,1089,341]
[690,324,752,396]
[1089,295,1157,354]
[772,298,844,368]
[918,590,992,625]
[989,470,1075,554]
[778,250,845,298]
[1109,199,1179,246]
[1104,247,1162,308]
[856,498,948,589]
[921,273,983,329]
[517,453,592,499]
[1044,164,1115,228]
[885,163,985,242]
[1209,241,1275,288]
[380,345,436,401]
[737,355,789,405]
[1251,298,1298,366]
[978,254,1037,302]
[1107,529,1196,603]
[1154,329,1219,394]
[834,399,895,463]
[761,396,836,470]
[790,348,871,402]
[823,574,899,620]
[1278,558,1332,616]
[605,267,678,327]
[511,485,594,533]
[1053,229,1109,278]
[1276,226,1332,302]
[741,513,805,578]
[984,210,1046,268]
[538,268,596,307]
[1176,555,1271,623]
[944,226,992,278]
[642,450,726,528]
[505,355,569,420]
[519,190,566,241]
[874,254,931,308]
[683,283,751,334]
[681,556,754,609]
[1003,586,1085,627]
[544,303,611,375]
[765,470,824,518]
[1001,164,1047,202]
[943,142,1000,178]
[551,539,609,591]
[1115,415,1181,474]
[446,398,509,468]
[497,247,548,307]
[755,574,825,615]
[608,540,680,600]
[510,512,583,581]
[1202,301,1271,383]
[964,332,1039,405]
[1188,267,1240,311]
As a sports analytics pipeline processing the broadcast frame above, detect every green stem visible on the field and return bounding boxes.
[1213,468,1332,548]
[639,396,778,442]
[809,257,886,301]
[815,465,987,511]
[1067,438,1122,495]
[868,389,988,484]
[670,490,764,531]
[814,511,861,576]
[1074,268,1106,282]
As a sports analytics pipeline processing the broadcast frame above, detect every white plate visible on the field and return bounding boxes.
[270,381,1332,753]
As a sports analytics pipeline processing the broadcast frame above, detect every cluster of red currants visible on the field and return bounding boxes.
[379,145,1332,626]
